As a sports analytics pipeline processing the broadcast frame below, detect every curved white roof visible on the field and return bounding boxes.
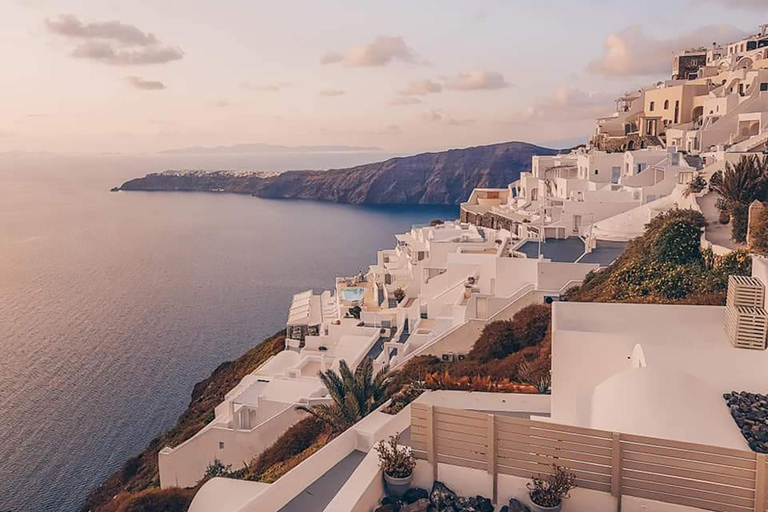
[590,367,747,450]
[189,477,269,512]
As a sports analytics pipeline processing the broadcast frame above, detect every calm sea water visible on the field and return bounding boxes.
[0,152,456,512]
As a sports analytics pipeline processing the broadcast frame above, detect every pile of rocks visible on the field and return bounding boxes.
[373,481,533,512]
[723,391,768,453]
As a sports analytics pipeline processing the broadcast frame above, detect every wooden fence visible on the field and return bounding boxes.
[410,403,768,512]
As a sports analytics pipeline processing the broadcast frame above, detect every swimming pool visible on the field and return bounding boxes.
[341,287,365,302]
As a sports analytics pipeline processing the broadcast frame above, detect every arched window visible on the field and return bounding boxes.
[664,100,670,110]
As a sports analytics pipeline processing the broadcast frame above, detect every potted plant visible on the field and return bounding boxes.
[527,465,576,512]
[375,432,415,497]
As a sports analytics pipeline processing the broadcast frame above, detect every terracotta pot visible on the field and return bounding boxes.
[383,471,412,497]
[528,494,562,512]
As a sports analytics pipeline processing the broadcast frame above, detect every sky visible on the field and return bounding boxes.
[0,0,765,154]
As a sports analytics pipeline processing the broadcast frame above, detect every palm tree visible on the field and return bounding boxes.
[710,155,768,242]
[299,358,391,433]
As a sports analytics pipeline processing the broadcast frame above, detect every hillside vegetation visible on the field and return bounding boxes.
[565,209,751,304]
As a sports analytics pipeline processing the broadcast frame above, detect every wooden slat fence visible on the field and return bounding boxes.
[410,403,768,512]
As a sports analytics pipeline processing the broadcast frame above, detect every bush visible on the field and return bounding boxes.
[247,416,324,478]
[650,219,702,264]
[393,287,406,303]
[383,383,425,415]
[116,488,194,512]
[469,304,550,362]
[204,458,232,479]
[750,207,768,255]
[731,202,749,243]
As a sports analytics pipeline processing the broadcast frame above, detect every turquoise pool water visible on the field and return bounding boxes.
[341,287,365,302]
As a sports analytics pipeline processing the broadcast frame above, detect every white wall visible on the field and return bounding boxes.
[159,405,306,488]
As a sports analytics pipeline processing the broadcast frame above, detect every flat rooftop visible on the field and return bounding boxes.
[519,238,626,265]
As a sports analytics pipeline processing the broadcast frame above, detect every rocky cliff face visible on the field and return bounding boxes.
[118,141,559,205]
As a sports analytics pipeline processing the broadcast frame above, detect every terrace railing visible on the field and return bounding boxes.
[410,403,767,512]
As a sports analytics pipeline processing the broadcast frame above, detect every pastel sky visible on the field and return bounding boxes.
[0,0,765,154]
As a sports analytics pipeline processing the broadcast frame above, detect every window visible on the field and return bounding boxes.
[594,169,598,175]
[664,100,669,110]
[761,82,768,92]
[219,442,225,450]
[649,101,655,111]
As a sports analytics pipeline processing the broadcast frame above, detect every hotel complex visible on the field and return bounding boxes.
[174,26,768,512]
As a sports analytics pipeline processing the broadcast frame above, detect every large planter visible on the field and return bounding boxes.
[383,472,413,497]
[528,495,562,512]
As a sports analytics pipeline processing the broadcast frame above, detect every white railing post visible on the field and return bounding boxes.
[427,405,437,482]
[487,414,498,504]
[755,453,766,512]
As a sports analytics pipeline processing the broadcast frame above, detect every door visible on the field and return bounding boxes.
[573,215,582,234]
[611,166,621,184]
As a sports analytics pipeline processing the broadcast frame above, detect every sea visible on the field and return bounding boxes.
[0,151,457,512]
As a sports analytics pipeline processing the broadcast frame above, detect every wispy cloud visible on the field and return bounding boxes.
[126,76,166,90]
[398,79,442,96]
[46,14,183,66]
[444,69,510,91]
[398,69,510,97]
[319,88,345,97]
[588,24,746,77]
[423,109,474,126]
[698,0,767,7]
[241,81,292,92]
[321,36,423,67]
[504,87,614,124]
[391,96,422,106]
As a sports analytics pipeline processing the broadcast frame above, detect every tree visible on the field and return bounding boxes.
[710,156,768,242]
[298,358,391,432]
[204,458,232,478]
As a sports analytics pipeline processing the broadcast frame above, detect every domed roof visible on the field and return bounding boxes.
[590,367,746,449]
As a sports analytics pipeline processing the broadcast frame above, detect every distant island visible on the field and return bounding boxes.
[115,141,559,205]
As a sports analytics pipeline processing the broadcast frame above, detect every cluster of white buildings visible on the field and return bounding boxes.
[172,26,768,512]
[462,25,768,249]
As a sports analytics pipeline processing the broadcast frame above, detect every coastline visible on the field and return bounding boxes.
[82,331,286,512]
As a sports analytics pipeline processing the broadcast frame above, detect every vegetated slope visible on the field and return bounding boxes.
[565,209,752,304]
[118,141,559,205]
[82,331,285,512]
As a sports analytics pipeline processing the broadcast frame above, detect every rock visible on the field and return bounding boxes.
[476,495,494,512]
[403,488,430,504]
[499,507,509,512]
[380,496,403,511]
[508,498,531,512]
[430,481,458,510]
[375,505,399,512]
[404,498,433,512]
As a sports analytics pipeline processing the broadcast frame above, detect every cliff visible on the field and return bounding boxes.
[82,331,286,512]
[117,141,560,205]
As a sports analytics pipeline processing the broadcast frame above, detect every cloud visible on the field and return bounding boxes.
[505,87,614,124]
[398,79,442,96]
[215,100,230,107]
[423,109,474,126]
[46,14,183,66]
[321,36,422,67]
[126,76,166,90]
[241,81,291,92]
[391,96,422,106]
[397,70,509,97]
[319,88,345,97]
[588,24,747,77]
[46,14,157,45]
[444,69,510,90]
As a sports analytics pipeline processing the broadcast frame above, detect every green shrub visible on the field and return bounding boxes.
[650,219,702,264]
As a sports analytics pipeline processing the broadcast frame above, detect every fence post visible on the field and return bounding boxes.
[427,405,438,482]
[611,432,622,510]
[487,414,497,504]
[756,453,766,512]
